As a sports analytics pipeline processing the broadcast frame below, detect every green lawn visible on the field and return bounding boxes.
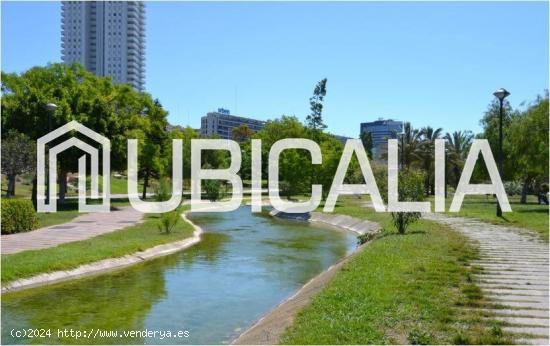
[281,197,513,344]
[83,175,147,195]
[436,195,549,241]
[1,210,193,284]
[0,174,33,199]
[1,174,147,198]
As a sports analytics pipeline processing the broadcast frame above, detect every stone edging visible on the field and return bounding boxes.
[1,213,203,293]
[270,210,380,235]
[232,211,380,345]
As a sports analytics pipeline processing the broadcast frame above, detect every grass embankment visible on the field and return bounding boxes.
[437,195,548,241]
[281,196,512,344]
[1,210,194,284]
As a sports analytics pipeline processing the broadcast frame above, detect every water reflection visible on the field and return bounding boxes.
[2,261,169,344]
[2,207,356,344]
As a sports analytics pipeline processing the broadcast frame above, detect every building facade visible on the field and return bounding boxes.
[61,1,145,91]
[360,119,403,159]
[200,109,265,139]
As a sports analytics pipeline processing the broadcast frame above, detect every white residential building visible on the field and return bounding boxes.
[200,108,266,139]
[61,1,145,91]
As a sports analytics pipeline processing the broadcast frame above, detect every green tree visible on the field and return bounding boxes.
[398,122,422,169]
[416,126,443,195]
[391,170,425,234]
[508,94,549,203]
[444,130,473,188]
[255,116,310,199]
[317,134,344,199]
[232,124,254,143]
[1,63,170,204]
[479,99,519,182]
[306,78,328,132]
[1,130,36,197]
[137,98,170,199]
[170,126,199,189]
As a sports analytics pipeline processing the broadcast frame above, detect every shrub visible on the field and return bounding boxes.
[504,180,522,196]
[391,169,425,234]
[156,207,181,235]
[357,232,376,245]
[1,199,38,234]
[279,181,292,200]
[155,176,172,202]
[204,180,222,201]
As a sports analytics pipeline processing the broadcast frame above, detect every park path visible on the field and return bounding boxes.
[1,206,143,255]
[423,213,549,345]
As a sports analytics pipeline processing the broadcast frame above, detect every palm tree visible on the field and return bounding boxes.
[397,122,422,169]
[417,126,443,195]
[444,130,474,188]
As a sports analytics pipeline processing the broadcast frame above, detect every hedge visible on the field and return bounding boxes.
[1,199,38,234]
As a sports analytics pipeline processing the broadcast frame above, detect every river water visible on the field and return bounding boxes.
[1,207,356,344]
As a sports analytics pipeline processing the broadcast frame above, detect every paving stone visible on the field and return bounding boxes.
[1,206,144,254]
[422,213,549,341]
[485,315,549,327]
[479,283,549,291]
[484,288,549,297]
[493,300,548,310]
[502,326,549,337]
[479,278,549,286]
[477,308,550,318]
[486,294,548,303]
[516,337,550,345]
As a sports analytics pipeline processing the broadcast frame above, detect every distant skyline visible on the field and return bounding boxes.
[2,1,548,137]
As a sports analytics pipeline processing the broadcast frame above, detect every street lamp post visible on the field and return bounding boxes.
[44,103,58,204]
[444,147,449,198]
[492,88,510,217]
[400,122,405,171]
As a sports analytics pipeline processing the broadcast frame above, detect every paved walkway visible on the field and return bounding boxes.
[1,206,143,255]
[423,213,549,345]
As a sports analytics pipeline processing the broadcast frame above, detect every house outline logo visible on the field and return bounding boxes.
[37,120,111,213]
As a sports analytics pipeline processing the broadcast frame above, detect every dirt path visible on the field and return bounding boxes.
[1,206,143,254]
[423,213,549,345]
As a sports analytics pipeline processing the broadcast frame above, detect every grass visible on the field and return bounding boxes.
[281,196,514,344]
[435,194,549,241]
[1,174,147,198]
[1,210,194,284]
[0,174,33,199]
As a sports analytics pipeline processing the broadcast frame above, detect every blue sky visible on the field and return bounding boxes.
[2,1,548,137]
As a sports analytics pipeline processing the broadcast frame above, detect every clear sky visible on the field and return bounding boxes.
[2,1,548,137]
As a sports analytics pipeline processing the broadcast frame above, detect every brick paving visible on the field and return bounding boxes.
[424,213,549,344]
[1,206,143,255]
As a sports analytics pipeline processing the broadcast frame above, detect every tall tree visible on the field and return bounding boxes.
[255,116,310,199]
[417,126,443,195]
[1,63,169,204]
[444,130,473,188]
[479,99,518,182]
[306,78,328,132]
[508,94,549,203]
[398,122,422,169]
[1,130,36,197]
[232,124,254,143]
[138,98,170,200]
[170,126,199,188]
